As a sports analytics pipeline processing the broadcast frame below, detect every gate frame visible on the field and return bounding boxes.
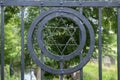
[1,0,120,80]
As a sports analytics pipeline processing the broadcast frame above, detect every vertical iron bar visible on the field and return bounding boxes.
[30,61,32,80]
[60,61,63,80]
[117,8,120,80]
[98,8,102,80]
[80,8,83,15]
[21,6,25,80]
[40,7,44,80]
[40,52,44,80]
[80,8,83,80]
[80,53,83,80]
[30,59,33,80]
[1,6,4,80]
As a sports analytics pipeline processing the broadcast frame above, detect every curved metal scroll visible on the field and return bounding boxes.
[27,7,95,75]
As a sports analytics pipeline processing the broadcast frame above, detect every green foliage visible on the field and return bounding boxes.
[5,65,19,80]
[5,7,20,24]
[1,6,118,80]
[83,7,117,58]
[4,9,21,64]
[84,63,117,80]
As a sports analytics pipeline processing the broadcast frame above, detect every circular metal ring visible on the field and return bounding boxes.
[36,12,86,61]
[27,7,95,75]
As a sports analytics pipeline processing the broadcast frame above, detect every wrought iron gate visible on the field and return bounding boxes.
[0,0,120,80]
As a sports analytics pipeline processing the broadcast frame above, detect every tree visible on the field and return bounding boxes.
[1,6,117,79]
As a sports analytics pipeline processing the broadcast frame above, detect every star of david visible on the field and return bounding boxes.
[44,17,79,55]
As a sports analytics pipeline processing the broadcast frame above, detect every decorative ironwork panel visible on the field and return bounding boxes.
[27,7,95,75]
[0,0,120,80]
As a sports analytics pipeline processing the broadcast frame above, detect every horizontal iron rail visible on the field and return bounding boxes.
[0,1,120,7]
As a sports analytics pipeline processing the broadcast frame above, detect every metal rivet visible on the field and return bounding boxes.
[79,2,82,5]
[60,13,63,16]
[60,2,63,5]
[40,1,44,5]
[61,69,64,74]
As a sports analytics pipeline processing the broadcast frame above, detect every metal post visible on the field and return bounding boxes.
[117,8,120,80]
[40,7,45,80]
[80,8,83,80]
[41,52,44,80]
[1,5,4,80]
[21,6,25,80]
[80,52,83,80]
[98,8,102,80]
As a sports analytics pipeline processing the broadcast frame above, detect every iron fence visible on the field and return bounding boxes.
[0,0,120,80]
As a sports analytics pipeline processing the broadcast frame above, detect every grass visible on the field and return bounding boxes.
[82,62,117,80]
[51,62,117,80]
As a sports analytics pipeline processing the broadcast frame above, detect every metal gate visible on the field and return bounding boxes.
[0,0,120,80]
